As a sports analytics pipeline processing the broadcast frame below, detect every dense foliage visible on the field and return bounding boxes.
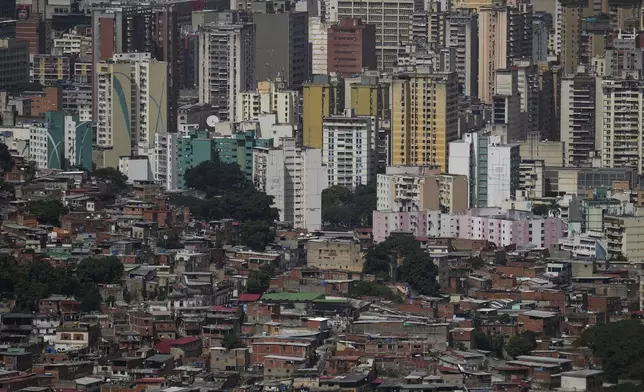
[0,255,123,312]
[474,332,505,357]
[184,159,248,198]
[575,319,644,382]
[0,142,13,173]
[322,185,376,228]
[239,221,275,252]
[363,233,439,295]
[351,281,403,302]
[93,167,128,199]
[246,263,275,294]
[170,159,279,252]
[505,331,538,358]
[29,200,68,226]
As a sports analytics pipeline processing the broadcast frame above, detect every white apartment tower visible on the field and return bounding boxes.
[600,78,644,173]
[153,132,178,190]
[198,23,255,122]
[253,138,327,231]
[445,10,478,97]
[323,109,377,188]
[236,78,299,125]
[96,53,168,169]
[332,0,414,71]
[560,69,599,167]
[309,17,331,75]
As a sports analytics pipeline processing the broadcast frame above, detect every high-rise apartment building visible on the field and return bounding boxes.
[327,18,377,74]
[303,75,345,149]
[253,138,327,231]
[154,132,178,190]
[309,16,331,75]
[175,130,216,190]
[322,109,377,188]
[198,23,255,122]
[599,78,644,174]
[95,53,168,169]
[347,77,390,120]
[478,5,532,103]
[333,0,414,71]
[253,11,309,89]
[390,71,459,172]
[236,79,299,125]
[445,10,478,98]
[449,132,519,208]
[559,0,608,76]
[91,4,178,133]
[0,38,29,90]
[560,69,598,167]
[31,54,72,85]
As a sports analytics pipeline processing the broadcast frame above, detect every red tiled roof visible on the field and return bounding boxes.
[155,337,199,353]
[172,336,199,345]
[238,294,261,302]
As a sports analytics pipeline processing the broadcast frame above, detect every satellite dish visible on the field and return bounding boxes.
[206,115,220,127]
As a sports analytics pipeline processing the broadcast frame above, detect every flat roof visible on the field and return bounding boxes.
[561,369,604,378]
[261,292,324,302]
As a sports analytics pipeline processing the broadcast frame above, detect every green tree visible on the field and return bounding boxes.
[531,204,549,217]
[106,295,116,307]
[363,234,439,295]
[29,200,68,226]
[222,333,245,350]
[123,285,131,303]
[24,161,37,183]
[185,159,250,197]
[400,249,440,295]
[76,256,124,284]
[246,263,275,294]
[611,252,628,262]
[548,198,562,217]
[239,220,274,251]
[505,331,538,358]
[0,142,13,173]
[575,319,644,382]
[474,332,505,357]
[79,283,102,312]
[321,185,377,228]
[93,167,128,198]
[351,281,403,302]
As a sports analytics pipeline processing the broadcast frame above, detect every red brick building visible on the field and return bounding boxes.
[327,18,376,74]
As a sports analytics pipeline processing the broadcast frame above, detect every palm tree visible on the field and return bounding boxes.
[548,198,561,217]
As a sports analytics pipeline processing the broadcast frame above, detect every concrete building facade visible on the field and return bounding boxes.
[322,109,377,188]
[198,23,255,122]
[253,138,327,231]
[390,71,459,172]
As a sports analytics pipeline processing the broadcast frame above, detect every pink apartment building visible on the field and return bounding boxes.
[373,208,564,248]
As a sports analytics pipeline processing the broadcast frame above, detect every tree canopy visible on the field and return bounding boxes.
[170,159,279,251]
[0,142,13,173]
[351,281,403,302]
[246,263,275,294]
[29,200,68,226]
[322,184,376,228]
[0,255,123,312]
[575,319,644,382]
[363,233,440,295]
[93,167,128,198]
[239,220,275,252]
[185,159,249,198]
[505,331,538,358]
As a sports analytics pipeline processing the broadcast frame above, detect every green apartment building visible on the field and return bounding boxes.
[214,130,273,181]
[176,130,272,189]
